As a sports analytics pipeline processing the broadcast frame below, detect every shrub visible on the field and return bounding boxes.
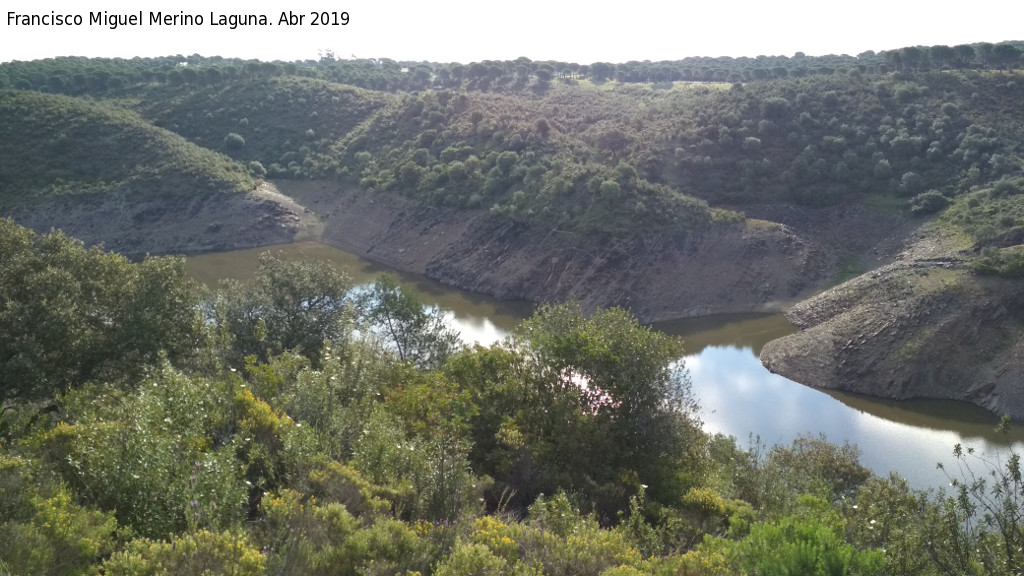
[434,541,509,576]
[224,132,246,149]
[0,461,119,576]
[909,190,949,215]
[103,530,266,576]
[248,160,267,178]
[726,515,886,576]
[991,178,1022,197]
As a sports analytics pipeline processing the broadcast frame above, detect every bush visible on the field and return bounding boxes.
[991,178,1022,197]
[103,530,266,576]
[909,190,949,215]
[0,460,119,576]
[972,247,1024,278]
[434,541,509,576]
[224,132,246,149]
[248,160,267,178]
[724,515,886,576]
[36,368,248,538]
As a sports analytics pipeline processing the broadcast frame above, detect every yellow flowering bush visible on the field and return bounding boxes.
[103,529,266,576]
[0,476,118,576]
[471,516,520,562]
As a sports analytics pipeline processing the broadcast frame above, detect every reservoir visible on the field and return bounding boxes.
[187,242,1024,492]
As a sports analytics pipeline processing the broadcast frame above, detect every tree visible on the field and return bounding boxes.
[215,252,352,366]
[597,129,630,161]
[354,275,460,370]
[930,45,956,70]
[447,302,704,515]
[0,219,201,405]
[992,43,1022,70]
[223,132,245,149]
[953,44,977,69]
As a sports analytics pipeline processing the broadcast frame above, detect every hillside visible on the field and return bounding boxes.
[113,68,1024,236]
[0,90,256,205]
[4,53,1024,236]
[762,177,1024,417]
[0,91,300,254]
[2,51,1024,411]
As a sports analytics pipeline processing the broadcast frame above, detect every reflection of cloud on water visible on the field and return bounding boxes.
[445,311,508,347]
[686,345,1024,490]
[687,346,824,442]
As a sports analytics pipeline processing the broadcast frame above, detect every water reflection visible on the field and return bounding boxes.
[655,313,796,355]
[686,345,1024,491]
[185,242,533,338]
[186,242,1024,492]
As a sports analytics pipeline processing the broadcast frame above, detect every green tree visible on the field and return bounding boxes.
[448,303,704,515]
[598,129,630,161]
[930,45,956,70]
[355,275,460,370]
[215,252,352,366]
[953,44,978,68]
[0,219,201,406]
[992,43,1023,70]
[224,132,246,149]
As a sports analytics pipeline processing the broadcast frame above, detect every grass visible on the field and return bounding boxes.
[745,218,782,230]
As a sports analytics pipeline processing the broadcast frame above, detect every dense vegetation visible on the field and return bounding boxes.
[0,91,256,208]
[3,42,1023,94]
[4,44,1024,572]
[3,43,1023,236]
[4,218,1024,575]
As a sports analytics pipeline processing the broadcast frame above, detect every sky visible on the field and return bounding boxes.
[3,0,1023,65]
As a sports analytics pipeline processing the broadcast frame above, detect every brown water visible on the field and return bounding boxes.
[186,242,534,341]
[186,242,1024,491]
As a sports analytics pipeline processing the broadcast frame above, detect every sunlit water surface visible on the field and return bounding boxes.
[187,243,1024,492]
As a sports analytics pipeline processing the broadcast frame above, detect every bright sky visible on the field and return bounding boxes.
[3,0,1022,65]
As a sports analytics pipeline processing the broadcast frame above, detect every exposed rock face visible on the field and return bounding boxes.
[5,182,300,257]
[423,218,827,322]
[282,182,832,323]
[761,231,1024,418]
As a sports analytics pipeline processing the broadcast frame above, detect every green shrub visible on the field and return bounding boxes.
[224,132,246,149]
[704,515,885,576]
[0,456,118,576]
[435,541,510,576]
[103,530,266,576]
[909,190,949,215]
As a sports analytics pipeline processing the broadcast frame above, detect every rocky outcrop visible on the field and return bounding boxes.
[5,183,301,257]
[761,231,1024,418]
[279,182,833,323]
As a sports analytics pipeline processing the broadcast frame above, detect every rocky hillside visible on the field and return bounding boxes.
[762,179,1024,417]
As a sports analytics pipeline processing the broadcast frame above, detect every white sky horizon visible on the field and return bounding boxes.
[3,1,1022,66]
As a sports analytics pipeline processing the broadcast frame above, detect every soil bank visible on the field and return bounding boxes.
[760,228,1024,419]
